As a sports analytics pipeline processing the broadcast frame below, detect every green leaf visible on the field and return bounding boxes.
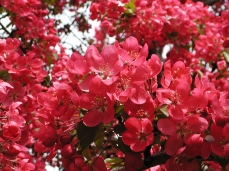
[124,0,136,14]
[42,0,55,5]
[42,75,51,87]
[81,147,90,159]
[223,51,229,63]
[46,55,52,65]
[0,7,6,14]
[116,26,125,34]
[105,157,123,164]
[52,53,59,60]
[115,104,124,114]
[118,137,132,153]
[159,104,169,117]
[105,157,123,169]
[77,121,100,150]
[0,70,10,81]
[94,125,104,147]
[196,70,203,78]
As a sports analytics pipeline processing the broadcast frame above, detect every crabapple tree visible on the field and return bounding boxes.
[0,0,229,171]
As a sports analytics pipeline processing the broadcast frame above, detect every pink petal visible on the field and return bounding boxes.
[200,142,211,159]
[85,45,105,72]
[223,123,229,139]
[102,107,115,124]
[157,118,177,136]
[89,76,106,95]
[187,116,208,133]
[165,135,183,156]
[224,143,229,159]
[168,105,184,123]
[211,142,224,156]
[93,156,108,171]
[184,134,203,146]
[80,93,94,110]
[210,123,224,141]
[101,45,119,67]
[122,131,138,146]
[125,117,142,132]
[130,87,147,104]
[130,140,147,152]
[123,36,139,52]
[140,118,153,133]
[83,110,103,127]
[176,81,190,99]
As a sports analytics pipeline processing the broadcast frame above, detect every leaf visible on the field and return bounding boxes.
[82,147,90,159]
[196,70,203,78]
[43,0,55,5]
[41,75,51,87]
[77,121,100,150]
[94,125,104,147]
[124,0,136,14]
[105,157,123,164]
[46,55,53,65]
[159,104,169,117]
[115,104,124,114]
[118,137,132,153]
[223,51,229,63]
[52,53,59,60]
[0,7,6,14]
[0,70,10,81]
[105,157,123,169]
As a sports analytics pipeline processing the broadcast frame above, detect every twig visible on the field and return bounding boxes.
[0,21,26,54]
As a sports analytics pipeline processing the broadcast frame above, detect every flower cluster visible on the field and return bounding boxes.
[1,0,229,171]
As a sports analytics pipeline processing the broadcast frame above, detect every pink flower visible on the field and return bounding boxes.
[122,117,153,152]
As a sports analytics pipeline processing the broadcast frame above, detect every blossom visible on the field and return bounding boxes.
[211,123,229,158]
[80,93,114,127]
[122,117,153,152]
[2,121,21,141]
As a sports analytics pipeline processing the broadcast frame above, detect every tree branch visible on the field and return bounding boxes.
[195,0,220,5]
[138,152,170,170]
[0,21,11,35]
[0,21,27,54]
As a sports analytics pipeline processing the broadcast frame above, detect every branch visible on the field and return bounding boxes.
[138,152,170,170]
[0,21,11,35]
[195,0,220,5]
[0,21,26,54]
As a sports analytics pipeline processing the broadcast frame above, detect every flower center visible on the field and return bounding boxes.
[137,131,147,141]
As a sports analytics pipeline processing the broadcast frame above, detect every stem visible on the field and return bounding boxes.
[0,21,11,35]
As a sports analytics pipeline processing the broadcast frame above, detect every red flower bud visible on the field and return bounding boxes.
[42,125,57,147]
[61,144,75,158]
[2,166,12,171]
[60,134,71,145]
[82,165,93,171]
[74,155,85,168]
[2,143,21,157]
[2,121,21,141]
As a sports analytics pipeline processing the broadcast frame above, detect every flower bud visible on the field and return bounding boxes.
[61,144,75,158]
[42,125,57,147]
[2,121,21,141]
[2,144,21,157]
[60,134,71,145]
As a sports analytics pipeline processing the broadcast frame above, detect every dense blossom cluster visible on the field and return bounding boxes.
[1,0,229,171]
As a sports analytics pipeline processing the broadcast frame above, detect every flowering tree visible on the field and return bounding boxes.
[1,0,229,170]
